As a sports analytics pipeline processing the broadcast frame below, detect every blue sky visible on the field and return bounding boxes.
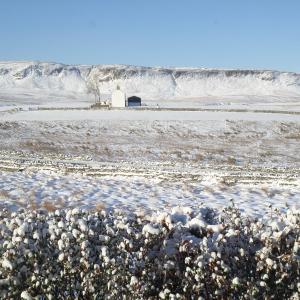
[0,1,299,72]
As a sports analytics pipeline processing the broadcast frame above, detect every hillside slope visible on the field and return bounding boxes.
[1,61,300,104]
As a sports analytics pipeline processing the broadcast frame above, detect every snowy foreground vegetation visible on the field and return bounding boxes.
[0,205,299,299]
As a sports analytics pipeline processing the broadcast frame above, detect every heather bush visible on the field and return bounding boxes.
[0,204,299,299]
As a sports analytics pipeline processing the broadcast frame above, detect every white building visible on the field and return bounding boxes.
[111,86,126,107]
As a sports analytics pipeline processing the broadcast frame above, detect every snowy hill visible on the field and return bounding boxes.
[1,61,300,105]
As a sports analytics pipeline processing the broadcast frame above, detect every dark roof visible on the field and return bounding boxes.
[128,96,141,101]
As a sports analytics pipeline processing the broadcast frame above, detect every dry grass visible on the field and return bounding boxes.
[193,153,204,162]
[220,177,238,186]
[261,186,281,198]
[23,139,59,153]
[227,156,237,165]
[28,199,38,210]
[55,198,65,208]
[202,185,215,194]
[285,133,300,140]
[42,201,58,212]
[94,202,106,212]
[0,189,10,198]
[260,150,274,158]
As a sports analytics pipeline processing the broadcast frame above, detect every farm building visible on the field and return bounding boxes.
[127,96,141,107]
[111,86,126,107]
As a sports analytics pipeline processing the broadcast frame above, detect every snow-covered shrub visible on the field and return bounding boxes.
[0,205,299,299]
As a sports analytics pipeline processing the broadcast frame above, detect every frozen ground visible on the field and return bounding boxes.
[1,112,300,168]
[1,109,300,122]
[0,170,299,218]
[0,107,299,216]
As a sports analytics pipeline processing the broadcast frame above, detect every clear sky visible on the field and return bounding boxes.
[0,1,300,72]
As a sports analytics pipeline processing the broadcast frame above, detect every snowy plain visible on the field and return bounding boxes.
[1,109,300,122]
[0,61,299,217]
[0,111,299,217]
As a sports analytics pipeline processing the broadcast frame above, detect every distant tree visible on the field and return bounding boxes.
[86,74,101,103]
[86,69,112,103]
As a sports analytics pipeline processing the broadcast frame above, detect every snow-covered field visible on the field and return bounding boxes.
[1,109,300,122]
[1,169,299,218]
[0,108,299,217]
[0,61,300,218]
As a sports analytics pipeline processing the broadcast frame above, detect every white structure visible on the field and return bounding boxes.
[111,86,126,107]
